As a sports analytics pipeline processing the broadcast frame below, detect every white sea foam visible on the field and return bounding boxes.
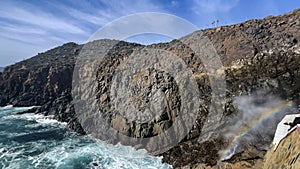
[0,106,171,169]
[0,106,38,116]
[33,138,171,169]
[5,113,67,126]
[14,106,38,111]
[0,105,13,110]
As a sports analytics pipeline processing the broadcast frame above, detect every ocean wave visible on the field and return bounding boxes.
[33,138,171,169]
[0,106,38,116]
[4,113,67,126]
[0,105,13,110]
[0,106,171,169]
[0,105,38,110]
[1,136,171,169]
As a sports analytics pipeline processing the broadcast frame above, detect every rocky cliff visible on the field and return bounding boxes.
[0,42,84,133]
[0,9,299,168]
[192,126,300,169]
[263,128,300,169]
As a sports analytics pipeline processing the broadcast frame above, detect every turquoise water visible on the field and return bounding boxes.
[0,106,171,169]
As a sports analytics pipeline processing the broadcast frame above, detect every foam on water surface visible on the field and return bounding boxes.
[0,106,171,169]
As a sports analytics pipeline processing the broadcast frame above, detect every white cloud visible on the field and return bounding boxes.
[192,0,239,14]
[0,0,165,66]
[97,0,162,15]
[0,37,48,66]
[56,0,162,27]
[0,6,87,35]
[67,9,111,26]
[0,32,46,45]
[0,22,46,35]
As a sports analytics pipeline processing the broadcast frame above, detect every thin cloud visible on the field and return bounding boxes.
[0,32,47,45]
[67,9,111,26]
[0,0,294,67]
[0,37,49,66]
[0,22,47,35]
[97,0,162,15]
[0,5,87,35]
[52,0,162,26]
[192,0,240,14]
[0,0,164,66]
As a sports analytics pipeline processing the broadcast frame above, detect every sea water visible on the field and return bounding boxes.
[0,106,171,169]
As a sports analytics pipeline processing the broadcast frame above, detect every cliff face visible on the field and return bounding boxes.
[263,129,300,169]
[191,127,300,169]
[0,9,299,168]
[0,42,84,133]
[163,47,300,167]
[204,9,299,66]
[0,42,79,107]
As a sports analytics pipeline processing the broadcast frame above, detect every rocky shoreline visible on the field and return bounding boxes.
[0,9,299,168]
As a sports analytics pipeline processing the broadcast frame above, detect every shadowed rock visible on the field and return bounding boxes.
[0,8,299,168]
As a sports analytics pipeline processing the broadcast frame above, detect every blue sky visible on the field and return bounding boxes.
[0,0,299,67]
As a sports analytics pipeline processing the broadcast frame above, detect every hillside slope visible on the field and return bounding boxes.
[0,9,299,168]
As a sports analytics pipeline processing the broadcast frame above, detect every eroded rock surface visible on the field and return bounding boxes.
[0,9,299,168]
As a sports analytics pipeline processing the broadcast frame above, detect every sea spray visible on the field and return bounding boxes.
[0,106,172,169]
[219,93,295,161]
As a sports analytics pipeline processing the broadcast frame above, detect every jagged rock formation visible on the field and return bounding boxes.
[263,128,300,169]
[192,126,300,169]
[0,8,299,168]
[0,42,79,107]
[204,9,299,66]
[161,9,300,167]
[164,46,300,167]
[0,42,84,133]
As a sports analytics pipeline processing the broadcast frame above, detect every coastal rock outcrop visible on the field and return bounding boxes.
[0,9,299,168]
[0,42,84,133]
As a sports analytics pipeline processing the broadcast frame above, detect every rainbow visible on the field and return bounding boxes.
[220,100,293,161]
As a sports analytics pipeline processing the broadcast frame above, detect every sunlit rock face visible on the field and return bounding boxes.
[264,128,300,169]
[0,9,299,168]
